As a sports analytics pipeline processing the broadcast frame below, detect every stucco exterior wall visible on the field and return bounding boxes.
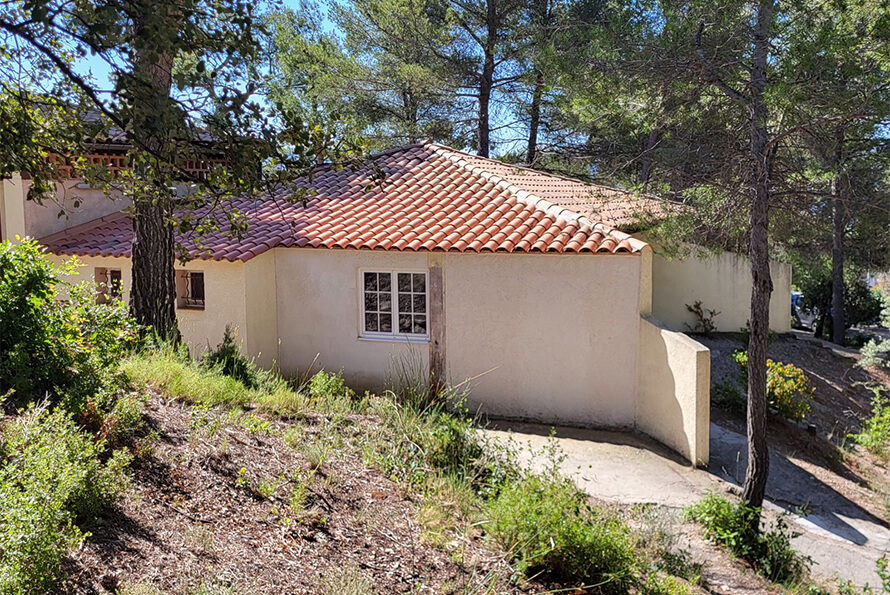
[46,254,248,355]
[651,248,792,333]
[244,251,280,368]
[176,259,248,354]
[273,249,430,391]
[444,252,643,428]
[0,175,26,242]
[638,316,710,465]
[25,180,131,240]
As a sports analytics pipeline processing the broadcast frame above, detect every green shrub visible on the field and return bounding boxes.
[308,370,354,400]
[202,325,283,392]
[733,351,815,422]
[713,381,746,413]
[860,339,890,370]
[640,573,694,595]
[0,240,137,413]
[685,493,807,583]
[851,386,890,457]
[0,403,131,594]
[486,473,636,591]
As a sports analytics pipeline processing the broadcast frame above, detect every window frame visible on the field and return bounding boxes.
[358,269,430,343]
[176,270,206,310]
[95,267,123,303]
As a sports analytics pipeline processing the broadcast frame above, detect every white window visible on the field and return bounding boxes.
[361,271,428,339]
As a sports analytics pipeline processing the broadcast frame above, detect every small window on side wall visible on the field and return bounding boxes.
[95,267,123,303]
[176,270,205,310]
[361,270,428,339]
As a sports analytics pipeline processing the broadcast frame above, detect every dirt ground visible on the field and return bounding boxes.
[699,332,890,524]
[61,394,529,595]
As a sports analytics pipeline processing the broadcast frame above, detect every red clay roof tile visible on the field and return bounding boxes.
[41,143,649,261]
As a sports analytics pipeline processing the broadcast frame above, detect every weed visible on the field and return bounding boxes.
[301,440,331,470]
[257,478,278,499]
[239,412,272,435]
[685,301,720,336]
[184,526,215,555]
[308,369,354,400]
[319,562,374,595]
[486,473,636,591]
[713,381,746,413]
[235,467,250,489]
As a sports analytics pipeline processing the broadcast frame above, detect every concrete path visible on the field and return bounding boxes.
[482,421,889,589]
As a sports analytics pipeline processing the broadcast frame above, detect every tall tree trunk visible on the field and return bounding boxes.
[831,127,846,346]
[641,128,660,188]
[477,0,497,158]
[526,70,544,164]
[129,6,179,341]
[478,51,494,158]
[741,0,775,513]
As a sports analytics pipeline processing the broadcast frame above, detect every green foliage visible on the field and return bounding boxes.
[713,381,746,413]
[733,351,815,422]
[861,340,890,370]
[308,370,354,400]
[685,494,807,583]
[684,301,721,336]
[200,326,292,397]
[0,403,131,594]
[851,386,890,457]
[202,325,266,390]
[858,288,890,369]
[486,473,636,591]
[797,266,885,337]
[0,240,137,413]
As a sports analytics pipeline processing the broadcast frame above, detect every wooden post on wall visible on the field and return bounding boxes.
[429,254,446,395]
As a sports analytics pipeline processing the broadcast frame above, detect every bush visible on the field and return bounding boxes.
[713,381,746,413]
[685,494,807,583]
[0,403,131,593]
[850,386,890,457]
[201,325,284,393]
[733,351,815,422]
[486,473,636,591]
[308,370,354,400]
[0,240,137,413]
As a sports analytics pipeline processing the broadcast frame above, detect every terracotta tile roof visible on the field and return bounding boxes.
[41,143,649,262]
[453,150,677,230]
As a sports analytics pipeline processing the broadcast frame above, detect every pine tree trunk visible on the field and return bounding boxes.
[831,129,846,346]
[477,0,497,158]
[128,6,180,341]
[526,70,544,164]
[741,0,774,513]
[641,128,660,188]
[478,52,494,158]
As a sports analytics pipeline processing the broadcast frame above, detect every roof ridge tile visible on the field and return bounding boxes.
[426,142,647,253]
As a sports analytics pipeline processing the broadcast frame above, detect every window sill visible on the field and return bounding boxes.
[177,305,206,311]
[359,334,429,345]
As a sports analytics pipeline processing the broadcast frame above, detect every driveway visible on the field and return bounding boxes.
[482,421,889,588]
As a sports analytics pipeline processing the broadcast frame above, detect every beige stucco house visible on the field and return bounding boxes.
[0,142,794,466]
